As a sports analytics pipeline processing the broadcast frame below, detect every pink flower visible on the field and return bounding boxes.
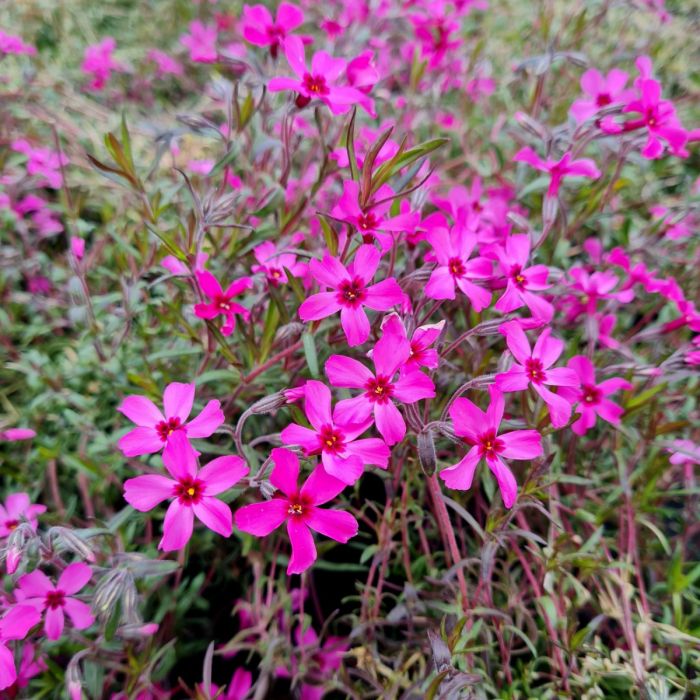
[440,387,543,508]
[0,428,36,442]
[81,38,124,90]
[0,494,46,538]
[280,380,389,485]
[194,270,253,336]
[332,180,418,252]
[225,667,253,699]
[513,147,601,199]
[146,49,184,76]
[124,432,248,551]
[379,314,444,370]
[346,50,379,116]
[569,68,632,123]
[161,252,208,276]
[495,322,579,428]
[14,643,46,689]
[325,330,436,446]
[181,21,218,63]
[0,31,36,56]
[423,226,492,310]
[298,244,406,347]
[241,3,305,58]
[563,268,634,323]
[0,606,42,690]
[14,563,94,640]
[11,140,68,189]
[70,237,85,261]
[234,448,358,575]
[558,357,632,436]
[251,241,307,286]
[493,234,553,321]
[117,382,224,457]
[268,36,367,113]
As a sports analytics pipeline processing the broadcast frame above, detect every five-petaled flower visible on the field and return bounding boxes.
[194,270,253,337]
[0,493,46,538]
[13,563,94,640]
[495,322,580,428]
[234,448,358,575]
[241,3,305,58]
[569,68,633,124]
[117,382,224,457]
[558,356,632,436]
[440,387,543,508]
[298,244,406,347]
[280,380,389,485]
[325,328,435,446]
[124,432,248,551]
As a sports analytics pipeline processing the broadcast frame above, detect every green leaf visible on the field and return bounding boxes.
[346,107,359,182]
[318,214,338,256]
[259,300,281,362]
[302,332,319,377]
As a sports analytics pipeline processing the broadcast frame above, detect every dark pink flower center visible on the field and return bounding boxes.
[337,277,367,308]
[215,295,233,312]
[357,212,379,232]
[174,477,204,505]
[287,493,311,518]
[156,417,183,442]
[448,257,466,277]
[596,93,612,107]
[510,265,526,289]
[318,425,345,454]
[45,590,65,609]
[302,73,329,96]
[525,358,546,383]
[476,429,504,460]
[364,375,394,404]
[5,519,19,531]
[581,384,602,406]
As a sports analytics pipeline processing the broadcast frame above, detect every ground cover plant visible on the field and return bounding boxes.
[1,0,699,697]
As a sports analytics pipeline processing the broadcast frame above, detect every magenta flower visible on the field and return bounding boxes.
[280,380,389,485]
[494,234,553,321]
[0,428,36,442]
[241,3,305,58]
[569,68,632,123]
[225,667,253,700]
[117,381,224,457]
[332,180,418,252]
[14,563,94,640]
[251,241,307,287]
[80,38,125,90]
[180,21,218,63]
[0,606,41,690]
[146,49,184,77]
[124,432,248,551]
[423,226,492,310]
[558,357,632,436]
[563,268,634,323]
[325,330,436,446]
[495,322,579,428]
[0,30,36,56]
[513,147,601,199]
[11,139,68,190]
[0,494,46,538]
[379,314,444,370]
[194,270,253,337]
[440,387,543,508]
[234,448,358,575]
[298,244,406,347]
[268,36,366,113]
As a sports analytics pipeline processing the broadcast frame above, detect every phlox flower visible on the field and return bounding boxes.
[332,180,418,252]
[662,300,700,334]
[268,36,367,113]
[0,428,36,442]
[225,668,253,699]
[0,493,46,538]
[495,322,579,428]
[12,643,46,691]
[423,226,492,310]
[241,3,305,58]
[379,314,444,370]
[558,356,632,436]
[11,140,68,190]
[325,329,436,446]
[493,234,553,321]
[117,381,224,457]
[0,606,42,690]
[146,49,184,77]
[280,380,389,485]
[13,563,94,640]
[569,68,632,123]
[563,268,634,323]
[440,387,543,508]
[346,50,379,117]
[298,244,406,347]
[124,432,248,551]
[513,147,601,199]
[251,241,307,286]
[234,448,358,575]
[194,270,253,336]
[181,21,218,63]
[0,31,36,56]
[81,38,125,90]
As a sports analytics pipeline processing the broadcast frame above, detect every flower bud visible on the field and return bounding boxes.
[47,527,96,562]
[250,392,287,415]
[417,429,437,476]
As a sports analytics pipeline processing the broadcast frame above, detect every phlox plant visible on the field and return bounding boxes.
[1,0,699,698]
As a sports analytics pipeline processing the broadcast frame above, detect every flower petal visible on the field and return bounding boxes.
[162,432,198,480]
[344,438,390,470]
[200,456,248,495]
[374,401,405,446]
[499,429,542,460]
[117,395,164,427]
[193,496,233,537]
[304,507,358,543]
[363,278,406,311]
[286,519,316,575]
[124,475,175,511]
[448,398,485,441]
[440,446,481,490]
[163,382,195,422]
[302,380,333,430]
[393,369,436,403]
[0,605,41,640]
[118,427,163,457]
[351,244,380,285]
[321,452,364,485]
[186,400,224,438]
[235,499,289,536]
[159,500,194,551]
[45,607,64,640]
[300,465,348,504]
[18,570,53,597]
[58,562,92,595]
[340,306,370,346]
[280,423,320,452]
[298,292,341,321]
[487,458,518,508]
[63,598,94,631]
[325,355,373,388]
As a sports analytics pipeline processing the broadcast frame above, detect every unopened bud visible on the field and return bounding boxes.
[514,111,550,140]
[542,195,558,232]
[277,322,304,341]
[4,522,35,573]
[47,527,96,562]
[250,392,287,415]
[417,429,437,476]
[118,622,159,640]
